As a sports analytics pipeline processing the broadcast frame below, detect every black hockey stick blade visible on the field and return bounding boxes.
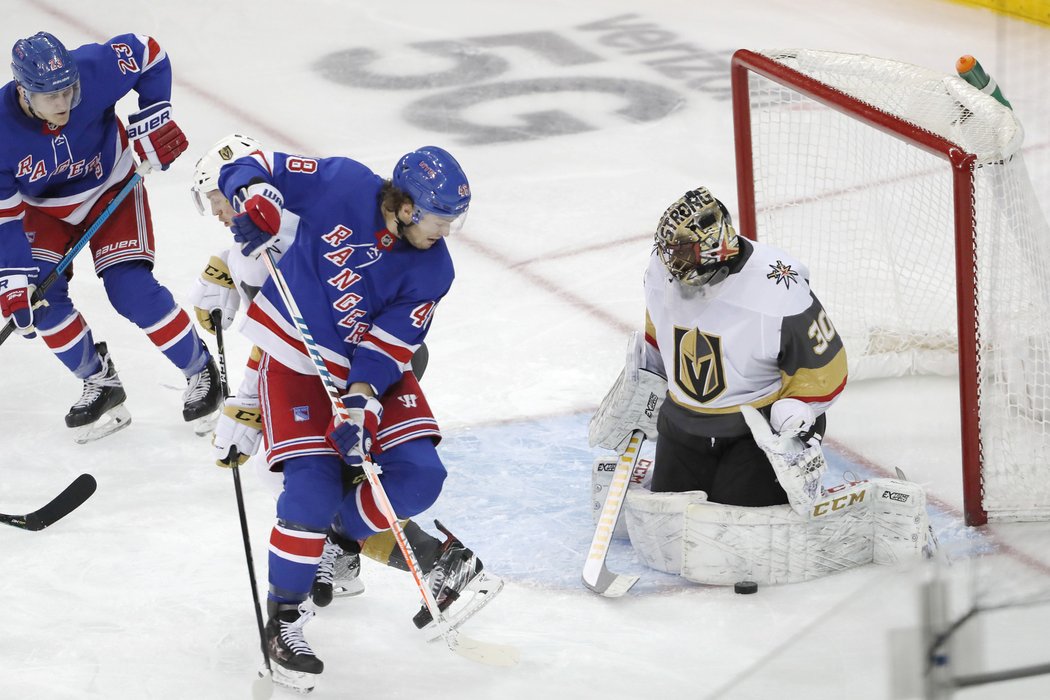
[0,474,97,531]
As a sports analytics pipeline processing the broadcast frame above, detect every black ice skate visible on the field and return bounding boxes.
[65,342,131,444]
[265,601,322,693]
[412,520,504,637]
[182,355,222,434]
[311,537,364,607]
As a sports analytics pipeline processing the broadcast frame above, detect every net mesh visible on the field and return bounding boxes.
[742,49,1050,522]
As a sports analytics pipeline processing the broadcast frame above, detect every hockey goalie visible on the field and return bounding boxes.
[588,187,934,587]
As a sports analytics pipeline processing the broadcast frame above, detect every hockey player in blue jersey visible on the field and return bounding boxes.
[191,136,501,630]
[212,143,488,690]
[0,32,221,442]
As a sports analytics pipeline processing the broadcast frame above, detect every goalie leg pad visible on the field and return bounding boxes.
[870,478,931,565]
[622,489,708,574]
[682,481,877,585]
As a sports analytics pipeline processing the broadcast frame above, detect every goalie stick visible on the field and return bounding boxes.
[583,430,645,597]
[0,474,97,531]
[259,249,519,668]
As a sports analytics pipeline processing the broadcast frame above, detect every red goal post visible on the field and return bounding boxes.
[730,48,1050,526]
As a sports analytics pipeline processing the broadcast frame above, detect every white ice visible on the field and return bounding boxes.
[2,1,1050,698]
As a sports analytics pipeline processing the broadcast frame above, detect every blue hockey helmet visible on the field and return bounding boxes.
[11,32,81,109]
[392,146,471,222]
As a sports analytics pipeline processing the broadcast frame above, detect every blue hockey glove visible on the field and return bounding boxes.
[326,393,382,466]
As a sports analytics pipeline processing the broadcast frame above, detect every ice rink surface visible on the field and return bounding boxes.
[1,0,1049,698]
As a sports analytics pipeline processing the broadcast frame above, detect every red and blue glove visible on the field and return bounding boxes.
[326,393,383,466]
[127,101,188,171]
[0,271,37,338]
[231,183,283,256]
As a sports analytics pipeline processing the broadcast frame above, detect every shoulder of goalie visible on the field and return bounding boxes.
[589,331,666,452]
[620,476,932,586]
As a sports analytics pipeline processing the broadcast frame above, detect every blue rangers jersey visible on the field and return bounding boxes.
[0,34,172,271]
[220,151,454,398]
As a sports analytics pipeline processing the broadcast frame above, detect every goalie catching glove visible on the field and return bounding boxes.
[589,331,666,453]
[742,400,827,518]
[187,251,239,334]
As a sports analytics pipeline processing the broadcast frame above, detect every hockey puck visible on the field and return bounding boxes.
[734,580,758,595]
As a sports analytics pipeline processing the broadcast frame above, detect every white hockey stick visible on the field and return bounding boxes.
[260,250,519,667]
[582,430,645,597]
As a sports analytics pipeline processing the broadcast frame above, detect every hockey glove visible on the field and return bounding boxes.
[326,393,382,466]
[212,395,263,468]
[742,404,826,517]
[769,398,818,442]
[231,183,283,257]
[127,101,188,171]
[0,271,37,338]
[187,252,239,334]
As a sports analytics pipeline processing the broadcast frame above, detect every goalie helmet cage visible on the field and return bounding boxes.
[730,49,1050,526]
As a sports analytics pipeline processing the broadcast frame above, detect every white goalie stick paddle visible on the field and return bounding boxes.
[259,250,519,667]
[583,430,645,597]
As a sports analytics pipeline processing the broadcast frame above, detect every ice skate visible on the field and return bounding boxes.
[412,520,504,638]
[265,601,322,693]
[183,355,222,433]
[65,342,132,444]
[311,537,364,607]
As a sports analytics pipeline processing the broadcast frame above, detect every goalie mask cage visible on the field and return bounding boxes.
[731,49,1050,526]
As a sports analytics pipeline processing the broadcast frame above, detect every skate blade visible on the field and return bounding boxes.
[333,579,365,597]
[268,664,317,694]
[192,410,220,437]
[420,571,505,641]
[73,405,132,444]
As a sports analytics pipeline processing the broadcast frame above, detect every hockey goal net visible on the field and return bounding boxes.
[731,49,1050,526]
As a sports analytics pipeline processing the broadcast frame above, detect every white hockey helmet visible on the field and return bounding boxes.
[190,133,262,214]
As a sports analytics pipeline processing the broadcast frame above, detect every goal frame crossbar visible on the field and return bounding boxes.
[730,49,987,525]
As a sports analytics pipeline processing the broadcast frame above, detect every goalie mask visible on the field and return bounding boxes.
[655,187,739,287]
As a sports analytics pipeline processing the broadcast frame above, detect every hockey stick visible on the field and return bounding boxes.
[582,430,645,597]
[210,311,274,698]
[0,473,97,531]
[0,160,152,347]
[259,249,519,667]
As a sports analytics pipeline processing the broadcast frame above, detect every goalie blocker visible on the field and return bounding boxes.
[589,331,665,453]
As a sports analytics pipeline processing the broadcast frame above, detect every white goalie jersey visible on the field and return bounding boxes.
[643,239,847,436]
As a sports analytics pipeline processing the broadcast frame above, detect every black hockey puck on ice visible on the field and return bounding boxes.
[734,580,758,595]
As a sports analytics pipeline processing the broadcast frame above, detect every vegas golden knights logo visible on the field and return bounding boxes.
[673,327,727,403]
